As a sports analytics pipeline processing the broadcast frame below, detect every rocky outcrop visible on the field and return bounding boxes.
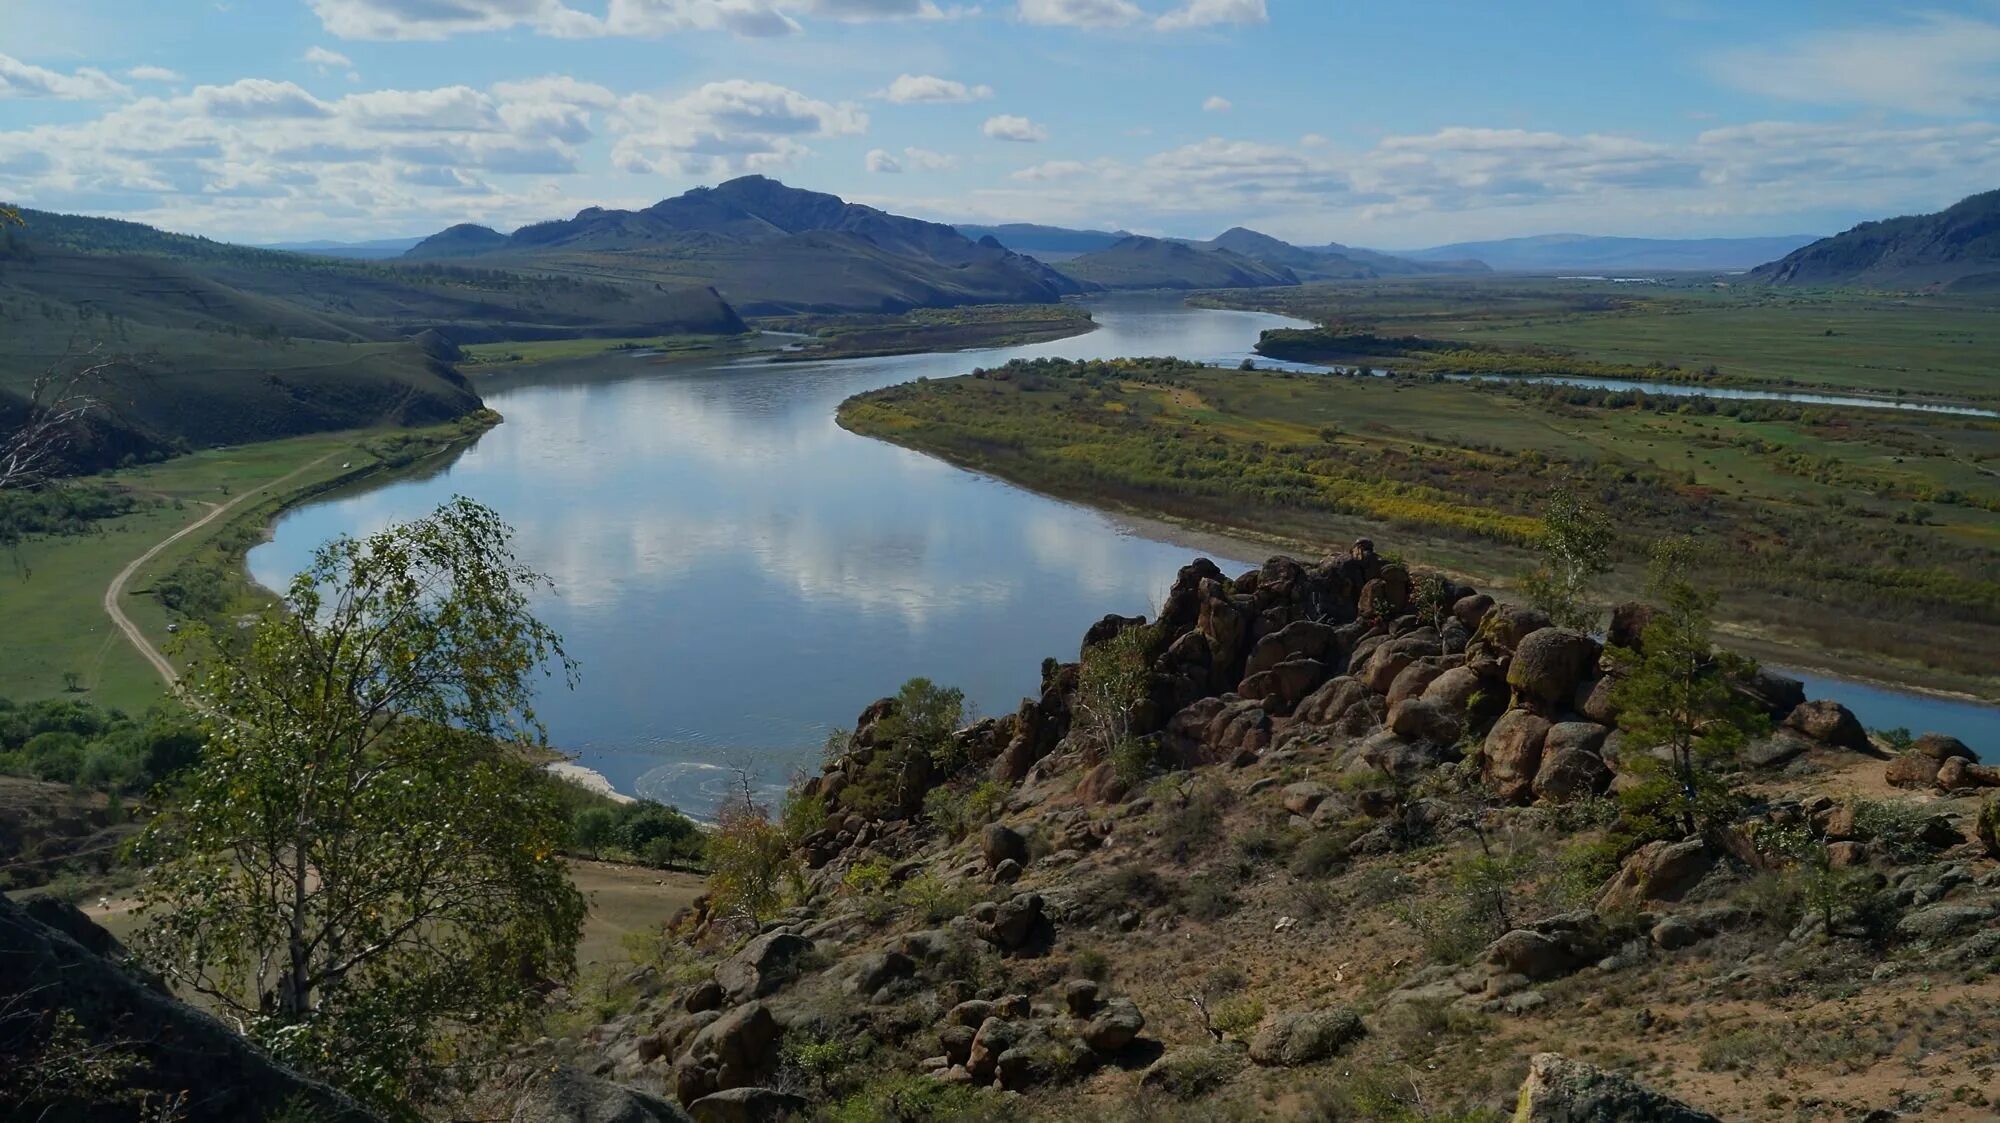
[1483,710,1553,804]
[0,893,383,1123]
[1596,838,1716,912]
[1514,1053,1720,1122]
[1247,1006,1365,1067]
[513,1066,692,1123]
[715,932,813,1003]
[1782,700,1871,754]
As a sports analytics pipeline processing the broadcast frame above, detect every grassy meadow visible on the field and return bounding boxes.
[1207,280,2000,406]
[840,356,2000,698]
[0,417,494,712]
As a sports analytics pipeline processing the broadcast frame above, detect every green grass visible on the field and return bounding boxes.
[757,302,1096,361]
[1204,279,2000,406]
[461,332,761,367]
[840,357,2000,696]
[0,419,495,712]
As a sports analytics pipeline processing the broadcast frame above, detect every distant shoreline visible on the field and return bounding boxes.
[545,761,635,804]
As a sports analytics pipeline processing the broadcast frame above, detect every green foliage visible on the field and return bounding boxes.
[779,787,829,846]
[1519,483,1613,631]
[706,789,799,925]
[134,499,585,1105]
[1110,735,1165,786]
[1873,727,1916,752]
[1608,537,1767,838]
[876,678,968,771]
[1851,799,1936,864]
[899,872,976,924]
[922,778,1008,840]
[842,857,894,897]
[824,1074,1010,1123]
[572,808,617,858]
[1759,825,1879,934]
[0,483,138,547]
[1181,873,1241,920]
[153,560,228,618]
[0,696,203,794]
[1076,624,1154,751]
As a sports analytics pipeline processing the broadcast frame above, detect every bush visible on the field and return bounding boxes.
[1158,779,1233,863]
[876,678,967,771]
[1142,1044,1244,1100]
[825,1074,1009,1123]
[923,779,1007,840]
[1182,874,1240,920]
[899,873,975,924]
[1233,822,1298,864]
[1111,736,1165,786]
[1290,829,1356,879]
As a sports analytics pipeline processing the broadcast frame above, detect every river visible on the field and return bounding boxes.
[249,294,1999,809]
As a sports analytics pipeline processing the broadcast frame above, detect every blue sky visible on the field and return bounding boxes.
[3,1,1999,245]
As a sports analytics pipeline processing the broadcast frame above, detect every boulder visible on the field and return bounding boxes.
[1239,657,1330,713]
[1533,745,1611,803]
[1913,733,1978,763]
[1281,781,1333,816]
[1606,603,1656,653]
[1293,676,1371,728]
[1740,730,1814,771]
[1885,750,1943,790]
[1387,697,1464,746]
[966,1017,1019,1080]
[684,1002,780,1088]
[1385,660,1447,708]
[850,950,915,998]
[1543,721,1608,757]
[1361,730,1451,783]
[1452,593,1495,630]
[1515,1053,1721,1123]
[1421,664,1490,715]
[683,979,723,1013]
[1241,619,1338,680]
[1483,913,1620,982]
[1978,794,2000,859]
[1247,1007,1365,1067]
[980,823,1029,868]
[1482,710,1553,804]
[1063,978,1101,1017]
[1733,669,1806,718]
[978,892,1047,951]
[1081,996,1145,1053]
[687,1088,806,1123]
[1596,838,1715,913]
[513,1066,692,1123]
[1480,605,1552,652]
[1782,700,1870,753]
[1577,675,1621,725]
[715,933,812,1003]
[1507,629,1599,710]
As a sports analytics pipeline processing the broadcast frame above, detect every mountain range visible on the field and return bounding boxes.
[401,176,1083,315]
[1397,233,1821,273]
[1750,189,2000,290]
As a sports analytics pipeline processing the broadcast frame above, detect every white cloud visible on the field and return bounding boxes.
[938,118,2000,245]
[1011,159,1088,180]
[611,79,867,175]
[879,73,993,103]
[865,146,901,172]
[0,53,129,100]
[982,113,1046,142]
[1202,95,1230,112]
[1017,0,1140,29]
[304,46,355,73]
[1155,0,1264,31]
[126,66,182,83]
[900,145,957,170]
[1709,13,2000,116]
[309,0,948,39]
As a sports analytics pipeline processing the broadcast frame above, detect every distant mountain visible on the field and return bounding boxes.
[407,176,1085,314]
[256,235,426,259]
[955,223,1130,261]
[1201,227,1487,279]
[1749,190,2000,289]
[1057,235,1298,290]
[1399,233,1819,273]
[0,208,745,472]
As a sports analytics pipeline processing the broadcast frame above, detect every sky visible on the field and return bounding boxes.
[3,1,2000,246]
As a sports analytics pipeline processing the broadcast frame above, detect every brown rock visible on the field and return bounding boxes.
[1533,746,1611,803]
[1483,710,1552,803]
[1597,838,1715,912]
[1386,660,1447,708]
[1913,733,1977,763]
[1452,593,1495,630]
[1885,750,1943,790]
[1782,700,1871,753]
[1387,697,1464,746]
[1606,602,1656,652]
[1507,629,1599,710]
[1938,756,1972,791]
[1294,676,1369,727]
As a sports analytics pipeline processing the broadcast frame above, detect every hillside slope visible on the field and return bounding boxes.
[406,176,1084,315]
[1750,190,2000,289]
[1057,235,1299,290]
[1404,232,1819,273]
[1207,227,1489,278]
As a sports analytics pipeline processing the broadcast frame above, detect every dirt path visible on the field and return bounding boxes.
[102,454,334,689]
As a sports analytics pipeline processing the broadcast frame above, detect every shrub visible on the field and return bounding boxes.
[1072,947,1110,982]
[1211,996,1264,1040]
[876,678,968,771]
[1233,822,1298,864]
[1111,736,1165,786]
[899,873,975,924]
[1158,779,1233,863]
[825,1074,1010,1123]
[1141,1044,1243,1100]
[1852,799,1933,863]
[706,794,797,923]
[923,779,1007,840]
[1290,829,1356,879]
[1182,874,1239,920]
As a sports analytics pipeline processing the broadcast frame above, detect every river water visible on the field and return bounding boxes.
[249,295,1999,809]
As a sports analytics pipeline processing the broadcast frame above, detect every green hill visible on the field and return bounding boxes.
[1750,189,2000,289]
[1056,234,1299,290]
[404,176,1085,315]
[0,209,748,473]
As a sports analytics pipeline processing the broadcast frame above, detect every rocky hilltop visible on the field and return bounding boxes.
[546,545,2000,1122]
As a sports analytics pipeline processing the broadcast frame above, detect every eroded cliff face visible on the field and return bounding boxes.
[557,546,2000,1122]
